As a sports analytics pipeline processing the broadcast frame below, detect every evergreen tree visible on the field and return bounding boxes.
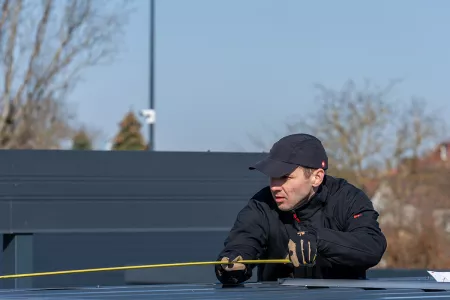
[111,110,148,150]
[72,129,93,150]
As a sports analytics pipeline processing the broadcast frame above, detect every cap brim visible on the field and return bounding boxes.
[249,157,297,178]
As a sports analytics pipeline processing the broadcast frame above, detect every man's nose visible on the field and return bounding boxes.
[270,178,283,190]
[270,186,281,193]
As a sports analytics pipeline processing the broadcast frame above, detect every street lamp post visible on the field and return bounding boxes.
[148,0,155,151]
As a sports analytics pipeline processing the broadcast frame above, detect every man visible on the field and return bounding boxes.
[214,133,387,285]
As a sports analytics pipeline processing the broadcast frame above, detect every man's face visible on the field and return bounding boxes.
[269,167,323,211]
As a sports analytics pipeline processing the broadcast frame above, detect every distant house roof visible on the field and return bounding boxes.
[368,141,450,210]
[419,141,450,167]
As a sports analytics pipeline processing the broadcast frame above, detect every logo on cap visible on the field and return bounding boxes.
[321,161,326,168]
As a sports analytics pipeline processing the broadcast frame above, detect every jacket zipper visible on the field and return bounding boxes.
[292,212,302,231]
[292,211,314,279]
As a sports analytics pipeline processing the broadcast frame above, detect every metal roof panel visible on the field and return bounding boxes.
[1,279,450,300]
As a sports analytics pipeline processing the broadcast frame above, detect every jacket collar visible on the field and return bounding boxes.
[292,180,328,221]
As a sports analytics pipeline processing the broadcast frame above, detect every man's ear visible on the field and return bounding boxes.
[311,169,325,187]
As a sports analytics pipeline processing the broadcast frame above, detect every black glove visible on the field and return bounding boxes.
[215,252,252,284]
[287,224,318,267]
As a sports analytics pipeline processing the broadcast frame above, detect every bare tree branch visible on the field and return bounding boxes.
[271,79,446,189]
[0,0,131,149]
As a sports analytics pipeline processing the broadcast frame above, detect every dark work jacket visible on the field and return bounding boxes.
[216,175,387,282]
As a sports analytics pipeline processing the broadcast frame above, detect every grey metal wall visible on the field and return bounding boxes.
[0,150,269,288]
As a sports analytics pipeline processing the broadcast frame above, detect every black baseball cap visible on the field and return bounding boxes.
[249,133,328,178]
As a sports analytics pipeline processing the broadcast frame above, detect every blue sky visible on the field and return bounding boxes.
[68,0,450,152]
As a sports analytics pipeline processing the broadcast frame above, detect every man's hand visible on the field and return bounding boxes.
[286,224,318,267]
[215,252,252,284]
[220,255,246,271]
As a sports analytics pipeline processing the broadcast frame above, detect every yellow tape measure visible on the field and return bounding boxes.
[0,259,291,279]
